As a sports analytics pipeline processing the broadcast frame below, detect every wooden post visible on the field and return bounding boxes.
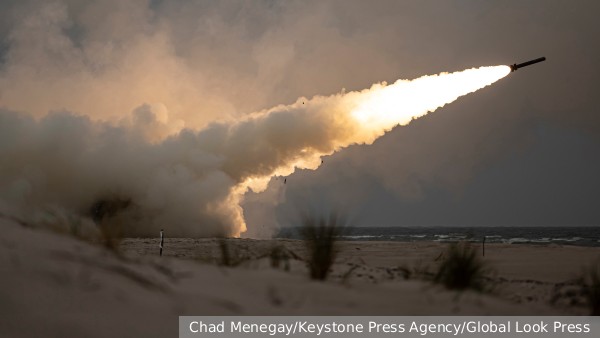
[482,236,486,257]
[159,229,164,256]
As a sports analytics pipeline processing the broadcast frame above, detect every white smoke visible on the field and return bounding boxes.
[0,66,509,237]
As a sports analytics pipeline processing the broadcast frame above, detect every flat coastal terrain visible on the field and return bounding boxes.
[1,218,599,338]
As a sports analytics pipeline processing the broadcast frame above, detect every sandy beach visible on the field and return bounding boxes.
[2,218,599,338]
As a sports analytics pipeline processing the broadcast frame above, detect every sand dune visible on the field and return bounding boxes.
[1,218,598,338]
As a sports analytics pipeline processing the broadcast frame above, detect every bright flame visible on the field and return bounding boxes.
[351,66,511,131]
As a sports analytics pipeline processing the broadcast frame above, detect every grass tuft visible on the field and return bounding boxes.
[217,238,240,267]
[579,259,600,315]
[98,220,123,252]
[269,245,292,271]
[89,196,131,253]
[398,261,433,280]
[434,242,492,292]
[300,213,346,281]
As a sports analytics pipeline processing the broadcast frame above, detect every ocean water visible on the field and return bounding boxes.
[276,226,600,247]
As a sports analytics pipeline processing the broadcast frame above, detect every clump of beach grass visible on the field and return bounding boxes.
[217,238,242,267]
[434,241,493,292]
[269,245,294,271]
[300,213,346,281]
[269,245,284,269]
[98,220,124,252]
[579,259,600,315]
[398,261,433,281]
[89,196,132,253]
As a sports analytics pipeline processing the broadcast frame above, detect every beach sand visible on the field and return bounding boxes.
[1,218,598,337]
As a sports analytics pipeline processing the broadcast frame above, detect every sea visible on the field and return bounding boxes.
[276,226,600,247]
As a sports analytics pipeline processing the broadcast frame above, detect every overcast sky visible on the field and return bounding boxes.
[1,0,599,235]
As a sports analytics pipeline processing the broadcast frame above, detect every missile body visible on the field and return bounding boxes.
[510,57,546,72]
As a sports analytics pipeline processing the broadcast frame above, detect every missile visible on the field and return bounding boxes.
[510,57,546,72]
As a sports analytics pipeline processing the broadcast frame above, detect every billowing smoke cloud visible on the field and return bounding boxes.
[3,1,595,236]
[0,0,292,129]
[0,66,509,236]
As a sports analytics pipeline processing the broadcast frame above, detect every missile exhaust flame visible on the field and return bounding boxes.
[350,66,511,133]
[237,65,511,193]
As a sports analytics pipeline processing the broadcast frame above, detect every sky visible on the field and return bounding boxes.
[0,0,599,237]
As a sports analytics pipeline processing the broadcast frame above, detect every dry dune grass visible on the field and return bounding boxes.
[434,241,494,292]
[579,259,600,315]
[299,213,347,281]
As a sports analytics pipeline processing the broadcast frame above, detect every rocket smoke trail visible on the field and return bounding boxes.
[0,65,511,237]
